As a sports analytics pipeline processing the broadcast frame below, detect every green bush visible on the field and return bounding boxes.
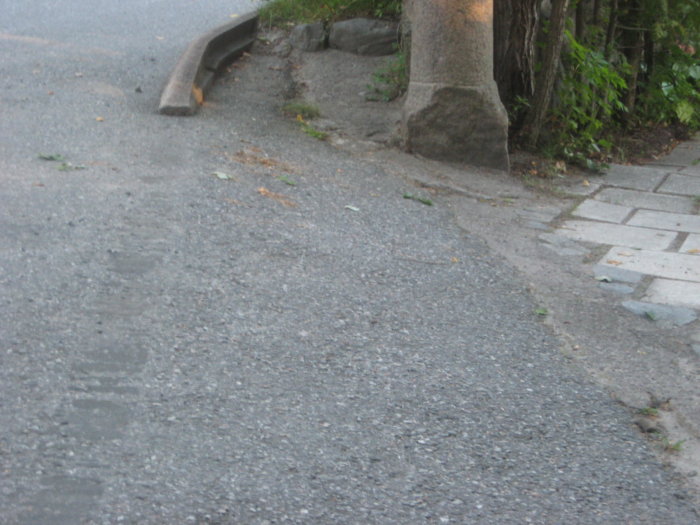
[549,31,628,165]
[259,0,401,25]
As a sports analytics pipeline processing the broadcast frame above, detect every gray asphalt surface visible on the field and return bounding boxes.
[1,2,699,523]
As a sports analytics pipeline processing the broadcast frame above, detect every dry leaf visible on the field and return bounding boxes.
[95,116,104,122]
[606,260,623,266]
[229,149,296,173]
[192,85,204,105]
[582,179,590,187]
[258,187,296,207]
[451,257,460,263]
[688,248,700,254]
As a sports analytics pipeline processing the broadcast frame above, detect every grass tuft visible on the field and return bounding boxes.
[259,0,401,25]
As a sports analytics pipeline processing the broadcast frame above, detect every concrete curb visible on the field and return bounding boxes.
[159,11,258,116]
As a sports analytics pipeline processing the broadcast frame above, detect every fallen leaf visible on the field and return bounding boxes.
[451,257,460,263]
[344,205,360,212]
[229,149,296,173]
[606,260,623,266]
[535,307,549,316]
[213,171,234,181]
[582,179,590,187]
[277,175,297,186]
[258,187,296,207]
[192,85,204,105]
[95,116,104,122]
[38,153,65,161]
[688,248,700,254]
[57,162,87,171]
[229,13,239,18]
[403,193,433,206]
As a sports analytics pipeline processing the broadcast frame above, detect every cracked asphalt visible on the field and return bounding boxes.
[1,1,700,523]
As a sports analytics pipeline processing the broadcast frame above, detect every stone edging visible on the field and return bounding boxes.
[159,11,258,116]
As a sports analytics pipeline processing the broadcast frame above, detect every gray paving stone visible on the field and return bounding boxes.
[538,232,588,256]
[600,246,700,282]
[693,344,700,358]
[627,209,700,234]
[592,264,644,283]
[622,300,698,326]
[599,282,635,295]
[594,187,696,214]
[643,278,700,309]
[559,181,602,196]
[678,165,700,177]
[649,144,700,166]
[658,174,700,196]
[557,220,677,250]
[602,164,670,191]
[680,234,700,254]
[517,207,562,223]
[571,199,632,223]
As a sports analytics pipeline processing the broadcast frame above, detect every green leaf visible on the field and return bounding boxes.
[535,307,549,316]
[277,175,297,186]
[57,162,86,171]
[403,193,433,206]
[38,153,65,161]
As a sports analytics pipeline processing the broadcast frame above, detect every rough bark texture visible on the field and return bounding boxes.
[520,0,571,149]
[494,0,539,109]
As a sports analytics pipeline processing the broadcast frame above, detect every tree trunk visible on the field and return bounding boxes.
[575,0,587,42]
[520,0,571,149]
[494,0,539,112]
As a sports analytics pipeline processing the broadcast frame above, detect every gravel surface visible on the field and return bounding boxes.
[1,3,699,523]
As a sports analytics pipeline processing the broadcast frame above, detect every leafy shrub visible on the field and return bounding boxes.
[259,0,401,25]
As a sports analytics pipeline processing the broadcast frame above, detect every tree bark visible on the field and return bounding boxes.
[520,0,571,149]
[493,0,539,111]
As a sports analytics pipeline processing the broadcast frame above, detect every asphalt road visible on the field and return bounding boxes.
[1,1,699,523]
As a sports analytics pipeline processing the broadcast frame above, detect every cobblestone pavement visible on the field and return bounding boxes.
[552,140,700,334]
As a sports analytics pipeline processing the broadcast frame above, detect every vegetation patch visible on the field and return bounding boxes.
[259,0,401,25]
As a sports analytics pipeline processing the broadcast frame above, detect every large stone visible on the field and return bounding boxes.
[401,0,509,171]
[329,18,399,56]
[403,84,509,170]
[290,22,327,52]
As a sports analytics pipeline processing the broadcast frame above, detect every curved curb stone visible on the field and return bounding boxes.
[159,11,258,116]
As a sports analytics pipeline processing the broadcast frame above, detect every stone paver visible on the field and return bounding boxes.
[594,187,696,214]
[643,278,700,309]
[557,221,677,250]
[571,200,632,223]
[680,234,700,254]
[649,143,700,167]
[602,164,670,191]
[600,247,700,282]
[657,173,700,196]
[622,300,698,325]
[627,209,700,233]
[592,264,644,283]
[679,165,700,177]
